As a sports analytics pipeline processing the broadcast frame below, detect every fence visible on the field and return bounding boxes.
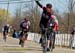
[27,32,75,48]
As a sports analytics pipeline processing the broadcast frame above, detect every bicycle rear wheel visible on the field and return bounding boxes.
[21,40,24,47]
[3,36,6,42]
[20,35,25,47]
[3,32,7,42]
[50,34,54,52]
[50,41,53,52]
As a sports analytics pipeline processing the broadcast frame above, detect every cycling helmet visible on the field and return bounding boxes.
[46,3,52,8]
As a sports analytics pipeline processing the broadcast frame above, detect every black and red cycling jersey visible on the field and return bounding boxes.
[35,1,59,31]
[36,1,52,28]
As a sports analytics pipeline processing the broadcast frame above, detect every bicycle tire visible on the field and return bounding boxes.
[3,32,7,42]
[50,41,53,52]
[42,34,47,53]
[3,36,6,42]
[20,31,27,47]
[21,40,24,47]
[50,33,54,52]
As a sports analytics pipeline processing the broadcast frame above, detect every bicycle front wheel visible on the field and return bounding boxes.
[42,35,47,53]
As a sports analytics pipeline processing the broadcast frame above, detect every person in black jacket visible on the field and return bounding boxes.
[35,1,52,29]
[71,28,75,35]
[3,24,10,42]
[35,0,55,51]
[70,27,75,48]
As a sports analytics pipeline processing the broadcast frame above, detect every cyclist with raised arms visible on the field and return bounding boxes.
[35,0,59,51]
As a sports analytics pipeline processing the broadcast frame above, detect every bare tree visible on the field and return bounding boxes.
[67,0,75,33]
[55,0,75,33]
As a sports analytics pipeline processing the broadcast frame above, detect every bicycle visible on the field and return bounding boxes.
[19,29,28,47]
[41,24,55,53]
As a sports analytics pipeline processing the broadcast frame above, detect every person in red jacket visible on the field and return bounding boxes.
[49,15,59,50]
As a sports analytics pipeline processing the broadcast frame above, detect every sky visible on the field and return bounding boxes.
[0,0,68,16]
[39,0,68,14]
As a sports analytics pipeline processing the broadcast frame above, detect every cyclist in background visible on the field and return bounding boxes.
[19,18,30,45]
[3,24,10,42]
